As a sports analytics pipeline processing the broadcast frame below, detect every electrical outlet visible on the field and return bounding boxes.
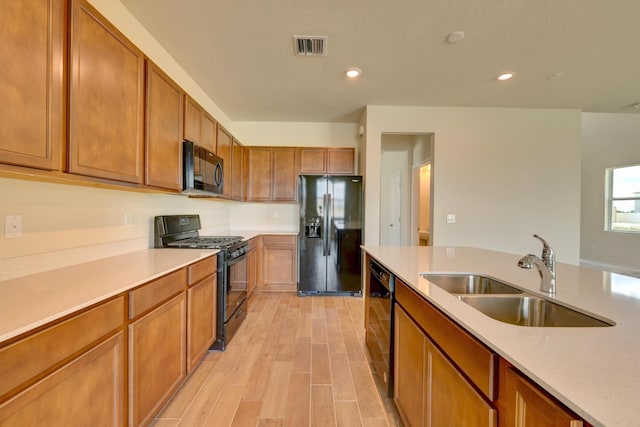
[446,213,456,224]
[5,214,23,239]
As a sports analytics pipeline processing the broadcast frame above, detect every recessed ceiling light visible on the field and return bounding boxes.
[345,68,362,78]
[446,31,465,43]
[497,72,515,81]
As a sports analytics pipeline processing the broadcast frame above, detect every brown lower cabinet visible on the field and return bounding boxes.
[186,258,217,373]
[129,293,187,427]
[392,276,585,427]
[0,297,125,426]
[247,236,259,298]
[499,364,584,427]
[394,305,496,426]
[261,235,298,292]
[0,255,217,427]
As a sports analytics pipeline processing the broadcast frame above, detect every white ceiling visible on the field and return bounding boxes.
[119,0,640,123]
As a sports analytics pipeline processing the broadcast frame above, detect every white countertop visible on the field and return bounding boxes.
[362,245,640,427]
[0,249,217,343]
[218,229,299,240]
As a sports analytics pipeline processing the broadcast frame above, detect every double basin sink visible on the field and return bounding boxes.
[421,274,614,327]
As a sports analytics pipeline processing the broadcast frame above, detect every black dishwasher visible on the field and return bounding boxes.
[365,258,394,397]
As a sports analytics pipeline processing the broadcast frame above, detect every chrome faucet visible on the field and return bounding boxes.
[517,234,556,294]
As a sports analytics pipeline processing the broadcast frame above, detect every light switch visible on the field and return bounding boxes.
[446,214,456,224]
[5,214,23,239]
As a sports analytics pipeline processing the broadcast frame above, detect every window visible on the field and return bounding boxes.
[606,164,640,232]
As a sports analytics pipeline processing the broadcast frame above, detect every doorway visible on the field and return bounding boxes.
[417,163,431,246]
[379,133,433,246]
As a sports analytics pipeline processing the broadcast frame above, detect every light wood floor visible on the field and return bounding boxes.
[154,292,401,427]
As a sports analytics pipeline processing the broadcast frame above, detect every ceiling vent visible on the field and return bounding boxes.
[293,36,327,56]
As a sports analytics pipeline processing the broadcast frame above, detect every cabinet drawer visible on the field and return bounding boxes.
[0,296,124,399]
[129,268,186,319]
[262,235,296,246]
[187,256,217,286]
[396,278,497,400]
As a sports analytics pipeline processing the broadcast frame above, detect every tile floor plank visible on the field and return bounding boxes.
[204,383,244,426]
[334,401,362,427]
[230,401,262,427]
[284,372,311,426]
[292,336,312,374]
[310,384,336,427]
[311,343,332,385]
[259,361,293,418]
[329,352,357,401]
[350,361,387,419]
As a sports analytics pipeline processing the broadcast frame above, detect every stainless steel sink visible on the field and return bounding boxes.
[458,295,614,327]
[421,273,524,295]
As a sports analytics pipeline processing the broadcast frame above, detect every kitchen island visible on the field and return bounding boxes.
[363,245,640,427]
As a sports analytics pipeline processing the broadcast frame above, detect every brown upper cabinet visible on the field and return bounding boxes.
[299,147,355,175]
[0,1,65,171]
[245,147,299,202]
[184,96,217,153]
[145,61,184,191]
[232,138,244,201]
[68,0,145,184]
[217,126,233,199]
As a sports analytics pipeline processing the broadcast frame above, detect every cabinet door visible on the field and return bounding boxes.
[501,367,583,427]
[145,61,184,191]
[427,339,497,426]
[246,147,273,201]
[187,275,216,372]
[201,113,217,153]
[247,245,258,298]
[394,305,425,427]
[327,148,355,174]
[69,0,144,183]
[129,293,187,427]
[232,138,244,200]
[183,95,201,144]
[0,332,125,426]
[0,0,64,170]
[262,235,297,291]
[299,148,326,174]
[273,148,298,201]
[217,125,233,198]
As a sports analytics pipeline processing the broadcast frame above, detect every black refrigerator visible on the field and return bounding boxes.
[298,175,363,296]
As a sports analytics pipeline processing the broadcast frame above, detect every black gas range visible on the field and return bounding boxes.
[154,215,248,351]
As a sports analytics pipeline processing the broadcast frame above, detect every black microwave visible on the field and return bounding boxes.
[183,140,224,196]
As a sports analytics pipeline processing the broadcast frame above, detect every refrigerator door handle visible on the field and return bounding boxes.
[325,194,331,256]
[322,194,327,256]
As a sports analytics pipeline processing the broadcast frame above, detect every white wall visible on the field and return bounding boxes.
[364,106,582,264]
[229,203,299,231]
[0,177,232,280]
[232,121,359,147]
[581,113,640,271]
